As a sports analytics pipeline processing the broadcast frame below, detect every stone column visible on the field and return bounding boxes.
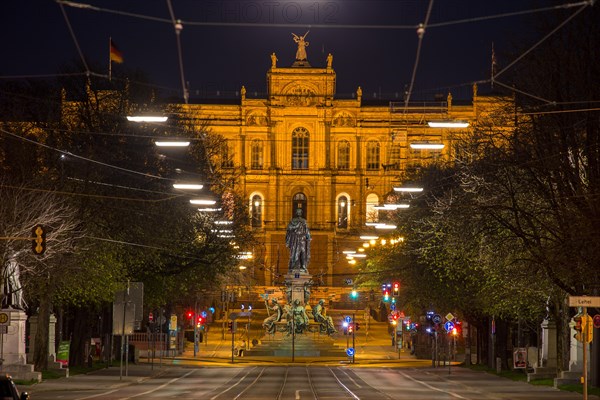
[1,308,28,365]
[541,319,557,368]
[27,313,57,363]
[284,272,312,305]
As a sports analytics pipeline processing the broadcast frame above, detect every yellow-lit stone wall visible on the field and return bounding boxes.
[171,56,512,294]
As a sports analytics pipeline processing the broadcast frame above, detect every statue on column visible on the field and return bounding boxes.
[292,31,310,61]
[286,208,311,272]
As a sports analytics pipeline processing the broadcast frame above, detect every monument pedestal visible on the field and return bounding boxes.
[285,272,312,305]
[0,308,41,382]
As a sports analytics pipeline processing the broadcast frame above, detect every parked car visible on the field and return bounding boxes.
[0,375,29,400]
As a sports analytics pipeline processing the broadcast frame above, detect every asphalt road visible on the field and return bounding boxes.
[26,365,598,400]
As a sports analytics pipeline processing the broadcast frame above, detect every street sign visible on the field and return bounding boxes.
[444,321,455,332]
[344,316,352,323]
[445,313,455,321]
[0,325,7,334]
[0,312,9,325]
[432,314,442,324]
[344,278,353,285]
[346,348,355,356]
[593,314,600,329]
[568,296,600,308]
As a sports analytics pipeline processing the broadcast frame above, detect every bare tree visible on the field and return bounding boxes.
[0,182,82,370]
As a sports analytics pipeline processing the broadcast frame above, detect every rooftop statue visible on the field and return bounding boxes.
[292,31,309,61]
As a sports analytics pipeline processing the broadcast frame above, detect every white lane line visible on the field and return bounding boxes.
[209,367,257,400]
[338,368,362,389]
[75,389,120,400]
[120,369,195,400]
[397,370,470,399]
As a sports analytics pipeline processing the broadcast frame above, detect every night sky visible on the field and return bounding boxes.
[2,0,574,101]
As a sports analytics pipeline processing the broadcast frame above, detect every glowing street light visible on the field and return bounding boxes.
[427,120,469,128]
[410,142,445,150]
[173,183,203,190]
[190,199,216,205]
[393,187,423,193]
[127,115,168,123]
[155,141,190,147]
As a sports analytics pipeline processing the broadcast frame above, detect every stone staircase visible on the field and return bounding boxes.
[248,332,347,357]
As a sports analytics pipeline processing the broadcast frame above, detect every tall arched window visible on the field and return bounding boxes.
[292,127,309,169]
[251,194,263,227]
[292,192,307,218]
[337,195,349,229]
[221,140,234,169]
[337,140,350,170]
[389,143,401,170]
[250,139,263,169]
[366,193,379,223]
[366,141,380,171]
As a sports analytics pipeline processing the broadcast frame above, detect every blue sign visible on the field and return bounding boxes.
[432,314,442,324]
[201,311,207,318]
[346,348,355,356]
[344,316,352,323]
[390,303,396,311]
[444,321,455,332]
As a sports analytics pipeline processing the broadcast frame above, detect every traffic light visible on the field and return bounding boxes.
[197,315,204,327]
[393,282,399,296]
[227,321,237,333]
[574,315,583,342]
[355,322,360,331]
[383,290,390,302]
[348,323,354,334]
[31,224,46,255]
[350,290,358,300]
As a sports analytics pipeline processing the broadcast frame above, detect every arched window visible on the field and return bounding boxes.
[251,194,263,227]
[366,141,380,171]
[250,139,263,169]
[388,143,401,170]
[221,140,234,169]
[337,195,349,229]
[366,193,379,223]
[292,193,307,218]
[292,127,309,169]
[337,140,350,170]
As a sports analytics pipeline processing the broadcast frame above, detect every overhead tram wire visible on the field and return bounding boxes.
[166,0,189,104]
[57,0,91,77]
[55,0,591,31]
[403,0,434,111]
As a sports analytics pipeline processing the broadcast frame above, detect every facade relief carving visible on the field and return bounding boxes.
[246,111,269,126]
[284,85,318,106]
[332,112,355,127]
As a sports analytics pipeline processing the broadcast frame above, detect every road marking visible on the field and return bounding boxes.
[120,369,195,400]
[295,389,301,399]
[76,389,120,400]
[337,368,362,388]
[209,367,258,400]
[397,371,470,399]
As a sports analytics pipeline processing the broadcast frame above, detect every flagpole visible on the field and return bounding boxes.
[109,37,112,82]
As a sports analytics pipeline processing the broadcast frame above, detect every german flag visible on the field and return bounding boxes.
[109,39,123,63]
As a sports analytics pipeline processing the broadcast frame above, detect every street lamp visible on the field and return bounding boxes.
[409,142,445,150]
[127,116,169,122]
[155,141,190,147]
[427,120,469,128]
[173,183,204,190]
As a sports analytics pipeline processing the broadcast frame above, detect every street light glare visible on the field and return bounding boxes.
[410,143,445,150]
[190,199,217,205]
[155,141,190,147]
[393,187,424,193]
[127,116,168,122]
[428,120,469,128]
[173,183,204,190]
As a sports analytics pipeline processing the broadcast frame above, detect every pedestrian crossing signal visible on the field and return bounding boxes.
[31,224,46,255]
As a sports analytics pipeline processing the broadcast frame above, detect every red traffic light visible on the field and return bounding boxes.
[186,311,193,319]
